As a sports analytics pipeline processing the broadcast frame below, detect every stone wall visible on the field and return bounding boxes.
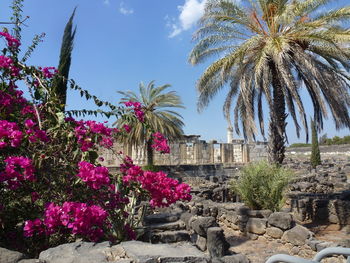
[99,136,268,167]
[287,144,350,157]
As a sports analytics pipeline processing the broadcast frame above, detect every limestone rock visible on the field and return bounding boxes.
[265,227,283,239]
[282,225,311,246]
[246,218,267,235]
[181,212,194,230]
[196,235,207,251]
[0,247,25,263]
[120,240,209,263]
[268,212,293,230]
[39,241,113,263]
[225,211,239,225]
[191,216,217,237]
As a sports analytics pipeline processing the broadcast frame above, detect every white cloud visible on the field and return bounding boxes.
[168,0,207,38]
[119,2,134,15]
[167,0,240,38]
[103,0,110,5]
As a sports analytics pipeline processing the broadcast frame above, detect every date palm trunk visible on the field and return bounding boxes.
[268,63,287,165]
[146,139,154,166]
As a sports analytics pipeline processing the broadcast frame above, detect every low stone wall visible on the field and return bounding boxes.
[288,192,350,225]
[186,199,349,256]
[287,144,350,157]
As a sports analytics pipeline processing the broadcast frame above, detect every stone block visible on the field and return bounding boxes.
[39,241,113,263]
[207,227,229,258]
[120,241,209,263]
[0,247,25,263]
[144,213,179,224]
[265,227,283,239]
[191,216,217,237]
[282,225,311,246]
[152,230,190,243]
[196,235,207,251]
[268,212,293,230]
[246,218,267,235]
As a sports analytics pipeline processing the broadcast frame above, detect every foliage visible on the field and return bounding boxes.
[0,1,191,256]
[114,81,184,165]
[289,143,311,148]
[142,164,161,172]
[290,134,350,147]
[320,135,350,145]
[189,0,350,164]
[230,161,292,211]
[51,7,76,111]
[310,120,321,168]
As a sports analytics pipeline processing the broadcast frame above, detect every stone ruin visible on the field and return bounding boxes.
[99,135,268,167]
[2,146,350,263]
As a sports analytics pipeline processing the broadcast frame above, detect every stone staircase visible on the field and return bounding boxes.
[141,212,191,243]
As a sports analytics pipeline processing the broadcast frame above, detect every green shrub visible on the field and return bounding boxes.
[142,164,161,172]
[230,161,293,211]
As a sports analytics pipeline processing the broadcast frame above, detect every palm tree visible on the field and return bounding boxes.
[189,0,350,164]
[114,81,185,166]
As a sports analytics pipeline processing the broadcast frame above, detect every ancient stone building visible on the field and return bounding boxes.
[99,135,268,167]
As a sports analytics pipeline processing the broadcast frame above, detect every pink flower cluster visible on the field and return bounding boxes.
[74,120,117,151]
[0,32,21,48]
[77,161,110,190]
[123,124,131,133]
[21,105,35,115]
[120,157,191,207]
[124,101,145,122]
[0,120,23,148]
[141,171,191,207]
[0,86,29,116]
[0,156,35,189]
[0,56,20,77]
[24,119,49,143]
[40,67,58,79]
[23,219,44,237]
[151,132,170,154]
[24,202,108,242]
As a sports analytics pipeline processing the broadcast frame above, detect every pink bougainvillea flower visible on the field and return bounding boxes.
[0,32,21,48]
[123,124,131,133]
[151,132,170,154]
[76,161,110,190]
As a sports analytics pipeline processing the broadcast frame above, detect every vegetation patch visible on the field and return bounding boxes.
[230,161,293,211]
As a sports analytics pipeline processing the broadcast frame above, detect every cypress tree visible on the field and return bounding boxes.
[310,119,321,168]
[52,8,76,111]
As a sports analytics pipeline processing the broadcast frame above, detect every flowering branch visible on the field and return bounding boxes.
[25,79,43,129]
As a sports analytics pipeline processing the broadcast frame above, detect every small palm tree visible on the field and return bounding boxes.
[189,0,350,164]
[114,81,185,166]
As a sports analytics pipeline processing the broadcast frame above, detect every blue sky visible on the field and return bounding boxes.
[0,0,349,143]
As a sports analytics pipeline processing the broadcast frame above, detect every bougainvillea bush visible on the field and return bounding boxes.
[0,2,191,256]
